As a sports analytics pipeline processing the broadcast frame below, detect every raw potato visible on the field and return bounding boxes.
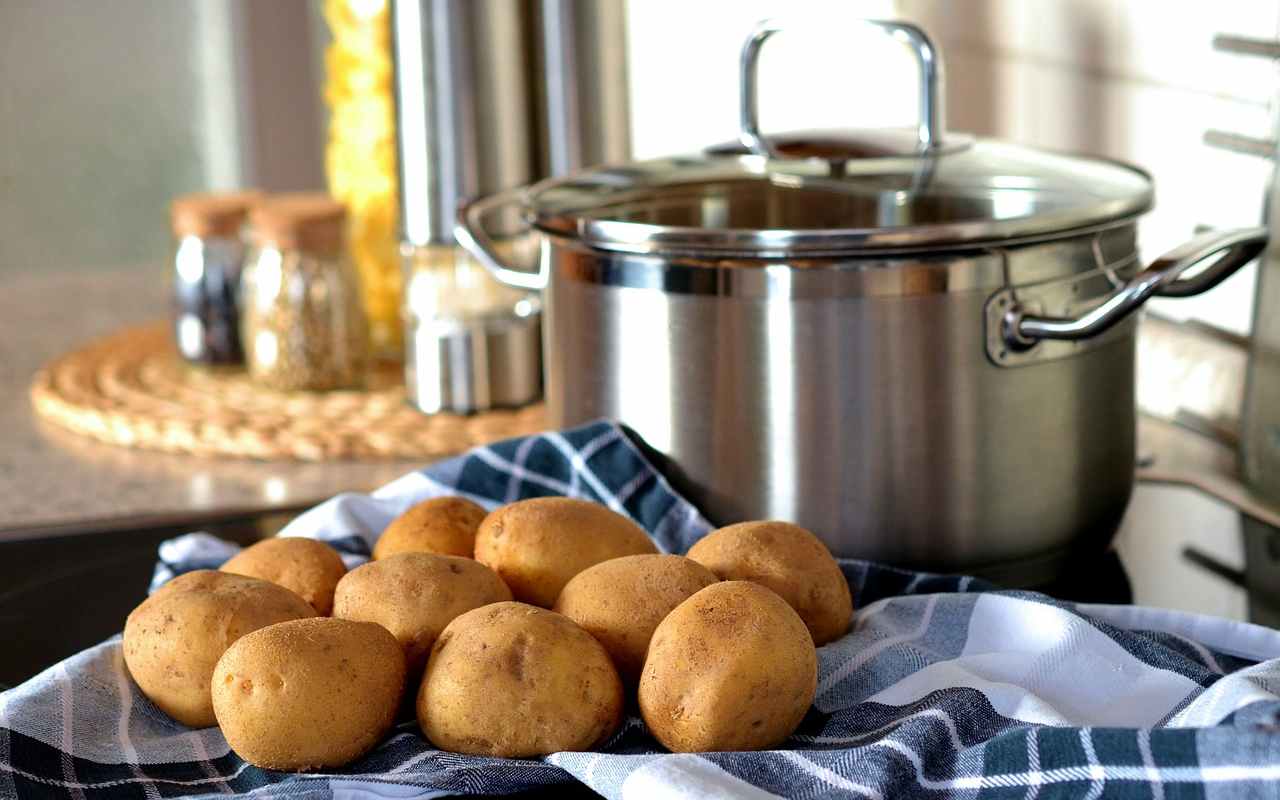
[333,552,512,673]
[686,521,853,645]
[639,581,817,752]
[220,537,347,615]
[374,496,487,560]
[474,497,658,607]
[553,554,718,685]
[212,617,406,771]
[418,602,623,757]
[122,571,316,727]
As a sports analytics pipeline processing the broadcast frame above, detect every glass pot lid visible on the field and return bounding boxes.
[522,20,1154,258]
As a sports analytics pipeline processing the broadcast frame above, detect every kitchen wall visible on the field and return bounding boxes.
[0,0,326,276]
[626,0,901,159]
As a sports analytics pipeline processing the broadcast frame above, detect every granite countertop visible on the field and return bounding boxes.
[0,267,427,541]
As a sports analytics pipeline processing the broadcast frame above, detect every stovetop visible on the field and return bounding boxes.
[1112,482,1273,624]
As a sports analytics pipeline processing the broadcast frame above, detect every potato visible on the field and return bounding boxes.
[639,581,817,752]
[474,497,658,607]
[553,554,718,685]
[374,496,487,560]
[333,552,512,673]
[219,537,347,615]
[686,521,853,645]
[418,602,623,757]
[122,571,315,727]
[212,617,406,771]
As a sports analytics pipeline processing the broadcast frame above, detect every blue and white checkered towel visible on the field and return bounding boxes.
[4,420,1280,799]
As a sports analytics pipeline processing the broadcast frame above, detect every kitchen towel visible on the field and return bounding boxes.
[3,420,1280,799]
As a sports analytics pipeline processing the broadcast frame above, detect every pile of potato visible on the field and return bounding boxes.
[122,495,853,770]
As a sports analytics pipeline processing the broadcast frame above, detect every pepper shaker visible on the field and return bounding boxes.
[240,194,369,391]
[170,191,261,365]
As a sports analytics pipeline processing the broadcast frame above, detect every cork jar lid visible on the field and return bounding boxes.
[170,190,262,239]
[251,193,348,255]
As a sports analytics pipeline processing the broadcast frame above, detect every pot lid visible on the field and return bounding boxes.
[521,19,1153,258]
[524,132,1154,258]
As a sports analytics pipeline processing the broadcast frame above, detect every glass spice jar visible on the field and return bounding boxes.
[169,191,261,365]
[240,194,369,391]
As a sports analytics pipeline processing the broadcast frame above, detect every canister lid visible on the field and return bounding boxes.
[251,194,348,255]
[170,190,262,239]
[522,131,1154,258]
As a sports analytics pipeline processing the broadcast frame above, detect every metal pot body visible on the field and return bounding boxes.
[542,224,1143,579]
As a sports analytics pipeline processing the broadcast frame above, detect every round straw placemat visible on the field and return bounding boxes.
[30,323,546,461]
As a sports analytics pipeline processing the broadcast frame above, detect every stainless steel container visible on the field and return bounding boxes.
[391,0,629,413]
[534,0,631,174]
[457,20,1268,581]
[392,0,542,413]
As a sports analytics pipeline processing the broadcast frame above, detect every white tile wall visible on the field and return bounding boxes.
[901,0,1277,104]
[896,0,1279,334]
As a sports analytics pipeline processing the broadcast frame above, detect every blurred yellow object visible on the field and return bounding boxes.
[323,0,402,359]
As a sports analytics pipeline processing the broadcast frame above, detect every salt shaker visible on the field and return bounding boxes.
[240,194,369,391]
[170,191,261,364]
[402,242,542,414]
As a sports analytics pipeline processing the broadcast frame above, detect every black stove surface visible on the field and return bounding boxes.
[1034,549,1134,605]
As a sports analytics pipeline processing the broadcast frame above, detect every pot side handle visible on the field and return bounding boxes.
[1003,226,1268,350]
[454,187,548,291]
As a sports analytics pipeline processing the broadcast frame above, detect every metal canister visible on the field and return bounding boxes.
[534,0,632,175]
[390,0,628,413]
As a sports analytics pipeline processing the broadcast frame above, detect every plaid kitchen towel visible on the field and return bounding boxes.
[4,421,1280,799]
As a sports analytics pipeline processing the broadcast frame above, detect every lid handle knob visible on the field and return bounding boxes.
[739,18,946,157]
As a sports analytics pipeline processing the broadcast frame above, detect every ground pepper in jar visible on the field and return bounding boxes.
[170,191,261,365]
[240,194,369,391]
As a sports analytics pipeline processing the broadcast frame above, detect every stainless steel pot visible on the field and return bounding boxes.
[456,20,1268,582]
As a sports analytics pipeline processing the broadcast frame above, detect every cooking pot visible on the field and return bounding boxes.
[456,19,1268,583]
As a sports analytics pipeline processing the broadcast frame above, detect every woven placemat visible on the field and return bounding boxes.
[30,322,546,461]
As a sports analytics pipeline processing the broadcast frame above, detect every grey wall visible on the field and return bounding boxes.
[0,0,326,276]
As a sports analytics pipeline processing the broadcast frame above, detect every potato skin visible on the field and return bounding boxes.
[474,497,658,607]
[333,552,512,673]
[418,602,623,757]
[374,496,488,560]
[639,581,817,752]
[553,554,718,685]
[212,618,406,771]
[686,521,853,645]
[219,537,347,616]
[122,571,316,728]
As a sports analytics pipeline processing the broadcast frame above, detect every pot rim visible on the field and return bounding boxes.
[532,213,1149,262]
[539,220,1143,299]
[521,145,1156,259]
